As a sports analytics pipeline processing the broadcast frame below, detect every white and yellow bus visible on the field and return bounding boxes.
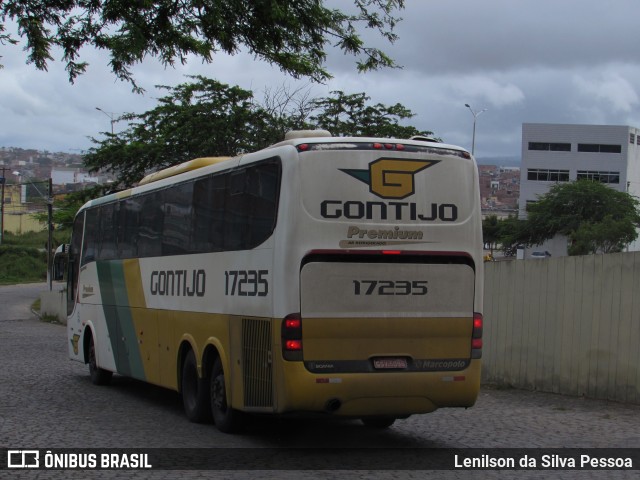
[67,130,484,432]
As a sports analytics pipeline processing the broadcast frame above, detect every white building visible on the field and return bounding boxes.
[519,123,640,256]
[51,167,99,186]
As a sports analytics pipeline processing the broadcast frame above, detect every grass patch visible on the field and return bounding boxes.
[0,246,47,284]
[2,229,71,248]
[0,230,71,285]
[41,313,61,324]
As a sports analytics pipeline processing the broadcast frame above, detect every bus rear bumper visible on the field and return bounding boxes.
[273,360,481,417]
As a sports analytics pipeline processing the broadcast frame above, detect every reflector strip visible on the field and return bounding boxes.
[316,378,342,384]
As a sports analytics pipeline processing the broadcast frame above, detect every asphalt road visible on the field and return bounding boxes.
[1,283,639,479]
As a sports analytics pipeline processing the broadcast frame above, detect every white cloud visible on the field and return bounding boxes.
[573,71,639,113]
[449,76,525,109]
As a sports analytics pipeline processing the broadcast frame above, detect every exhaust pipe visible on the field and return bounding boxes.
[325,398,342,413]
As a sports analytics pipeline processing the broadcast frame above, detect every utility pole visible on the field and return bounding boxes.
[47,177,53,291]
[0,167,5,245]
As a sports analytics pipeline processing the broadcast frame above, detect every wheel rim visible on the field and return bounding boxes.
[212,374,227,413]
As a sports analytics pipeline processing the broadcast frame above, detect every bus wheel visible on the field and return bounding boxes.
[88,334,112,386]
[361,417,396,429]
[181,350,211,423]
[210,357,243,433]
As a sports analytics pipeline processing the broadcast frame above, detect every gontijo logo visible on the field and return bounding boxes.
[340,158,439,200]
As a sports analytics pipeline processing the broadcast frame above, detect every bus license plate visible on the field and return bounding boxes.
[373,358,408,370]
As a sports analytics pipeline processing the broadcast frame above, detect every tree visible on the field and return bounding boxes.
[84,78,436,190]
[497,215,526,256]
[482,214,500,255]
[260,83,316,141]
[35,186,105,229]
[0,0,404,90]
[309,91,436,139]
[83,76,279,188]
[521,180,640,255]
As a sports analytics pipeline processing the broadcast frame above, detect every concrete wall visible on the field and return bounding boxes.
[482,252,640,404]
[4,213,45,234]
[40,288,67,325]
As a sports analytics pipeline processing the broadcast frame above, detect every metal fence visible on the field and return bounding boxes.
[483,252,640,404]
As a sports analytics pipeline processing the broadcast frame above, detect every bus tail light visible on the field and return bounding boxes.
[471,313,483,359]
[282,313,303,361]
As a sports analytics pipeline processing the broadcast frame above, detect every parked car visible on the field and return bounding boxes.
[530,251,551,259]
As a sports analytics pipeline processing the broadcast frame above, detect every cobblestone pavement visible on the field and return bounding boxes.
[1,284,639,479]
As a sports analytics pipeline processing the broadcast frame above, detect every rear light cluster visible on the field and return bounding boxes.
[471,313,483,359]
[282,313,303,361]
[373,142,405,150]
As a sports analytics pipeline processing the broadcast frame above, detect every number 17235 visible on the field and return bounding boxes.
[225,270,269,296]
[352,280,428,296]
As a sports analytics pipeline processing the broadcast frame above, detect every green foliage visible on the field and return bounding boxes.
[34,186,112,229]
[309,91,436,138]
[0,230,70,284]
[498,216,528,256]
[83,79,434,190]
[84,77,280,189]
[482,215,500,253]
[523,180,640,255]
[486,182,640,257]
[1,0,404,90]
[0,246,47,284]
[2,229,70,248]
[482,215,527,257]
[3,229,46,247]
[568,216,638,255]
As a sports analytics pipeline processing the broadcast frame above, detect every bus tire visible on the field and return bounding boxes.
[361,417,396,429]
[181,350,211,423]
[88,334,112,386]
[210,357,243,433]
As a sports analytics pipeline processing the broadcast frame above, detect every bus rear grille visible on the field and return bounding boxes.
[242,318,273,408]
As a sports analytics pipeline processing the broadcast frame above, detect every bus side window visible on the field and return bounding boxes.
[68,213,84,315]
[118,197,140,259]
[193,173,225,253]
[225,170,249,250]
[245,162,280,245]
[82,208,99,265]
[98,203,118,261]
[162,181,193,255]
[138,192,164,257]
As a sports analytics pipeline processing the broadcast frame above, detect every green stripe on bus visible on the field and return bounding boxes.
[96,260,146,381]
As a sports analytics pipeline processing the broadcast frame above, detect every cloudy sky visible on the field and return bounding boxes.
[1,0,639,163]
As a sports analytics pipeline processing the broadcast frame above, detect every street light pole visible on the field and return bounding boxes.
[47,177,53,291]
[95,107,116,135]
[465,103,487,156]
[0,167,5,245]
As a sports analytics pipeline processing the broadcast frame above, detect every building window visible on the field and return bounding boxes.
[577,143,622,153]
[576,170,620,184]
[631,133,636,144]
[528,142,571,151]
[527,169,570,182]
